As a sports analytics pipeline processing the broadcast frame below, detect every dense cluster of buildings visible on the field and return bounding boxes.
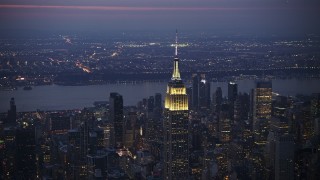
[1,33,320,89]
[0,34,320,180]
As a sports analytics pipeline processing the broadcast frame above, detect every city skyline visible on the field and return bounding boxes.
[1,30,320,179]
[1,0,320,179]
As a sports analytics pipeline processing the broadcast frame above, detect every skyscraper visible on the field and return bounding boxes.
[192,74,199,109]
[212,87,222,114]
[228,82,238,103]
[15,125,37,179]
[154,93,162,118]
[228,82,238,120]
[252,81,272,144]
[219,104,232,143]
[163,31,189,179]
[2,127,16,179]
[147,96,155,115]
[275,134,294,180]
[154,93,162,110]
[311,93,320,135]
[199,74,211,109]
[6,97,16,125]
[110,92,124,148]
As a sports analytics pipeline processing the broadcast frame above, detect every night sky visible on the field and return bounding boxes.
[0,0,320,35]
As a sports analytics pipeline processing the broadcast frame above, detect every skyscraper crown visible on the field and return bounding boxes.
[171,30,181,81]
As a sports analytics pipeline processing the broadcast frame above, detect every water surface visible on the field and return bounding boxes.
[1,79,319,112]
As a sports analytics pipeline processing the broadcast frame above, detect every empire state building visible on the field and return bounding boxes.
[163,31,189,179]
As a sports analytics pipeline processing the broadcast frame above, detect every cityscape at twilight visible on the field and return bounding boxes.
[1,0,320,180]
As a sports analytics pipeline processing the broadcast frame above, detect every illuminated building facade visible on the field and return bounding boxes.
[253,81,272,144]
[163,31,189,179]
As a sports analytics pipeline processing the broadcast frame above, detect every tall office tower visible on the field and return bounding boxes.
[273,96,288,117]
[301,107,313,141]
[15,125,37,179]
[212,87,222,114]
[127,111,138,139]
[155,93,162,109]
[146,95,157,144]
[70,110,95,179]
[311,93,320,135]
[233,92,250,140]
[228,82,238,103]
[2,127,16,179]
[288,105,312,143]
[199,74,211,109]
[68,129,81,161]
[163,31,189,179]
[110,92,124,148]
[219,104,232,143]
[78,109,94,156]
[234,92,250,122]
[190,121,202,150]
[252,81,272,144]
[154,93,162,118]
[6,97,16,125]
[186,87,193,110]
[148,96,155,112]
[192,74,199,109]
[228,82,238,120]
[123,116,135,148]
[98,122,113,148]
[274,134,294,180]
[265,116,290,173]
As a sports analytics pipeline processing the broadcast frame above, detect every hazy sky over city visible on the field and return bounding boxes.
[1,0,320,35]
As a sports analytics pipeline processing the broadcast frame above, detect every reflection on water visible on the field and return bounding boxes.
[0,79,319,112]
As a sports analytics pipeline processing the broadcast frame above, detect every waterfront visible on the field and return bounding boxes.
[1,78,320,112]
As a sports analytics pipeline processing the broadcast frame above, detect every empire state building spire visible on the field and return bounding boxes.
[164,31,189,179]
[172,30,181,81]
[175,29,178,57]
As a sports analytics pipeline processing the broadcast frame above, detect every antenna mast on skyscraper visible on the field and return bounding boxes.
[175,29,178,57]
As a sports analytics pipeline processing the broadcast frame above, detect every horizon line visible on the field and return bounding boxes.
[0,4,301,11]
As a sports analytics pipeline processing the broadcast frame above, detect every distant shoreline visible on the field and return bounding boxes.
[1,73,320,89]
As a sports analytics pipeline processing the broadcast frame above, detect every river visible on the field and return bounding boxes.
[0,78,320,112]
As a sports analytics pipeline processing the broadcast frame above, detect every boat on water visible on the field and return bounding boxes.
[23,86,32,90]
